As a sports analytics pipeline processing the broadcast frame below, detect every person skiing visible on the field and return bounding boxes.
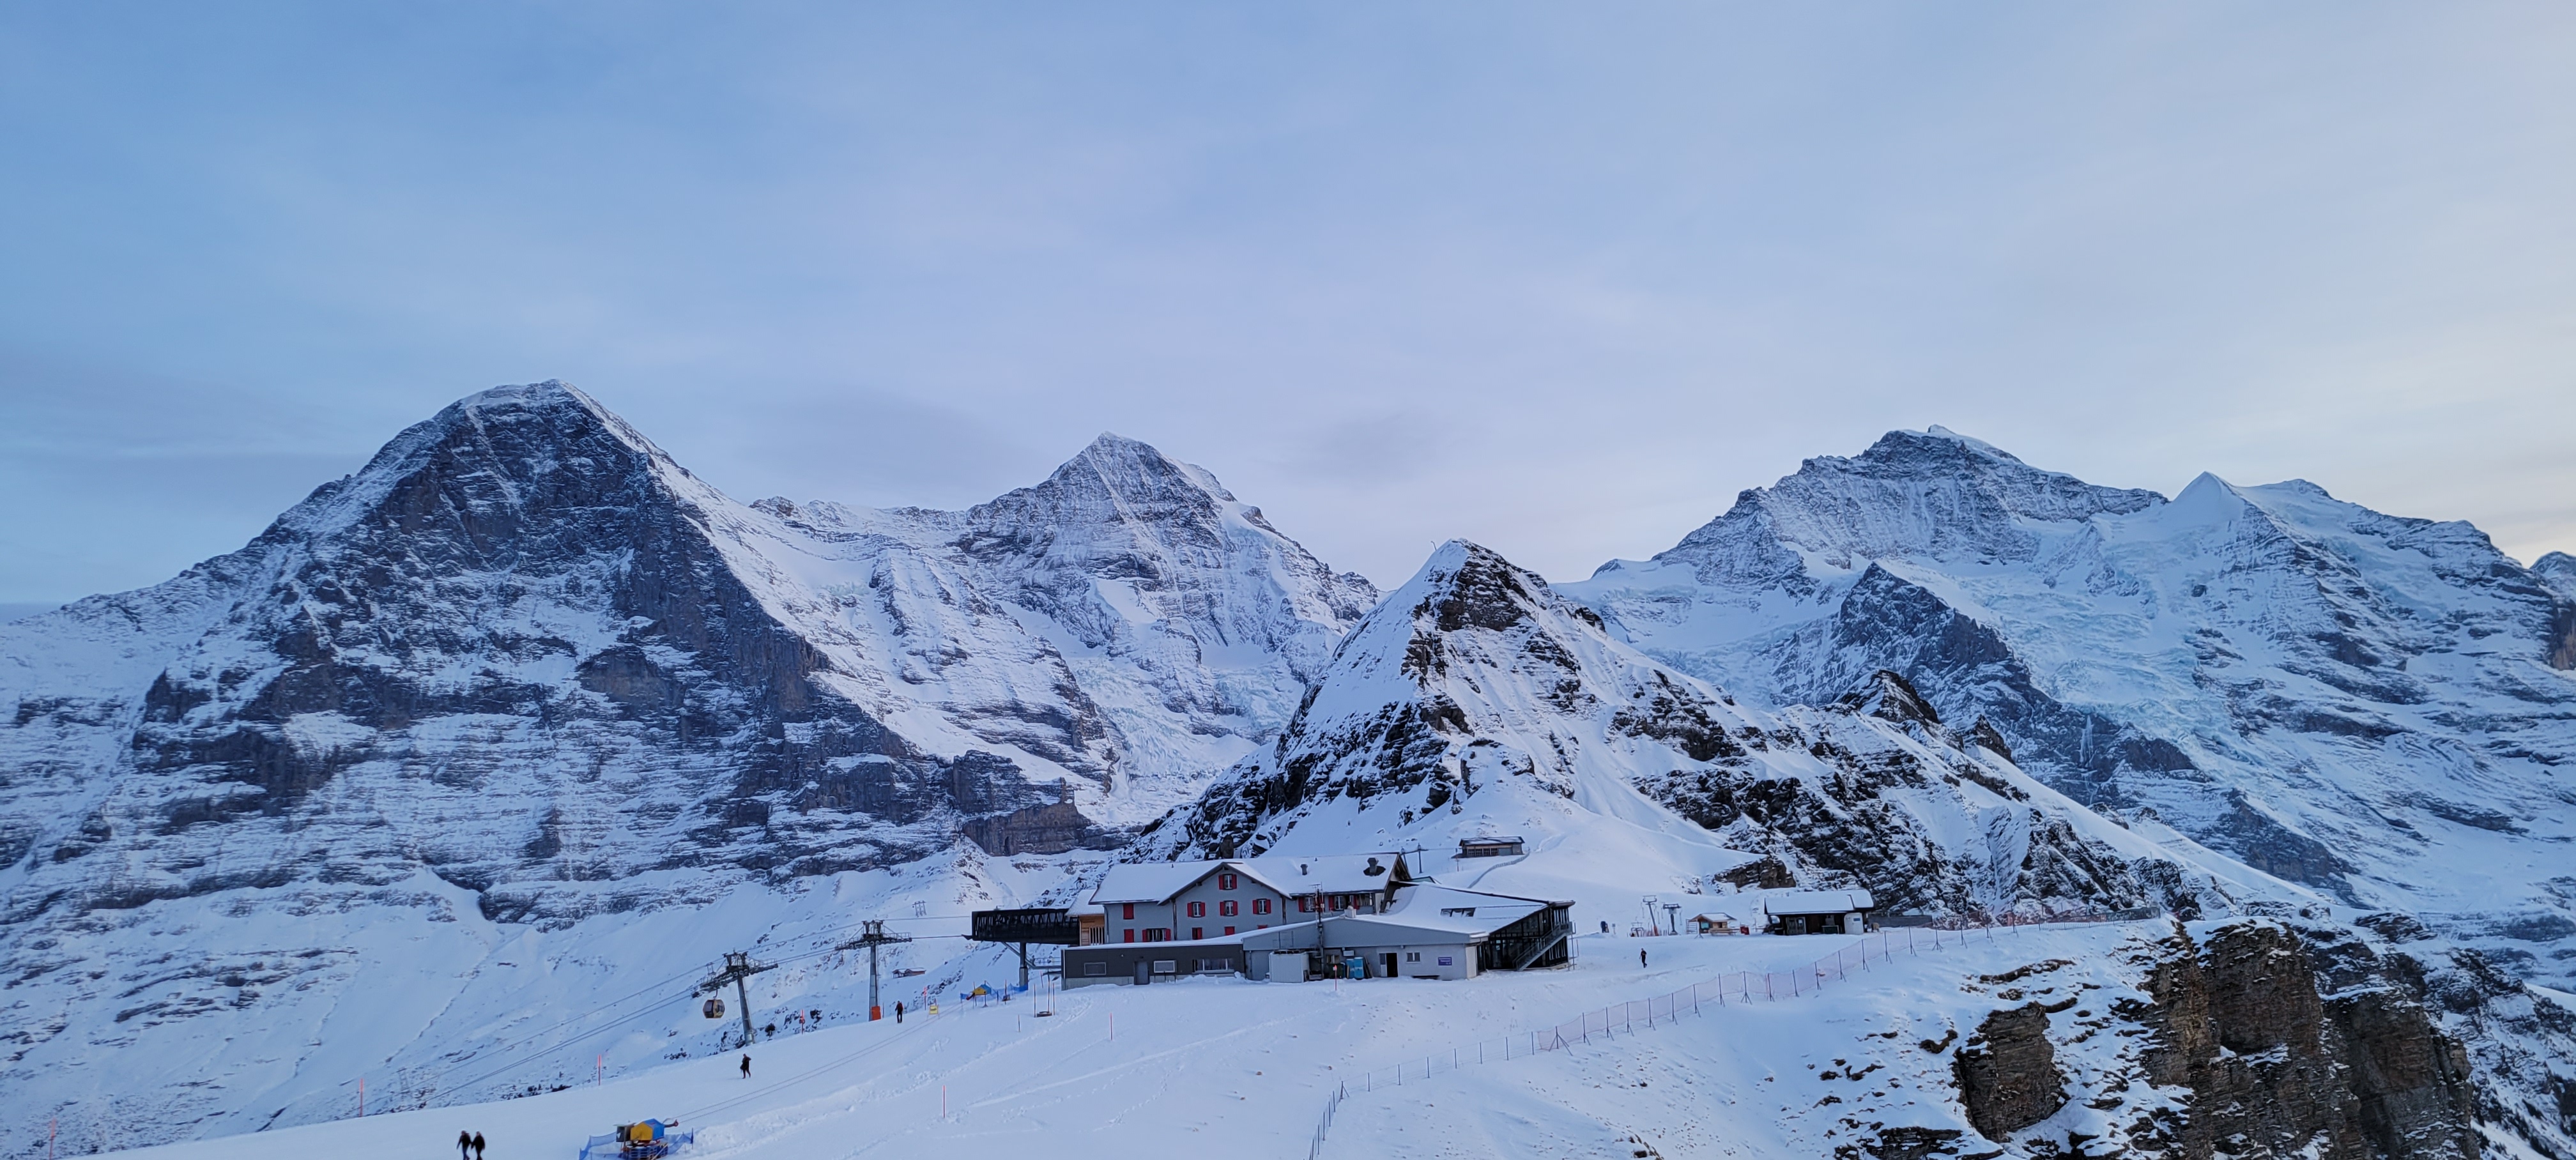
[895,1001,904,1024]
[740,1053,751,1080]
[457,1130,472,1160]
[1639,948,1648,968]
[470,1131,486,1159]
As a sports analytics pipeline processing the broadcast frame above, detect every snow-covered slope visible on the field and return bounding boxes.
[0,383,1371,1146]
[87,912,2524,1160]
[1151,540,2263,924]
[1562,427,2576,993]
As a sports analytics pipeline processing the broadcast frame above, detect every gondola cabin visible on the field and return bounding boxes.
[702,997,725,1019]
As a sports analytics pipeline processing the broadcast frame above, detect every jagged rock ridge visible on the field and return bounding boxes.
[1153,540,2247,920]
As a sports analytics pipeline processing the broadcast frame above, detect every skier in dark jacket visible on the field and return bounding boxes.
[470,1132,486,1159]
[896,1001,905,1024]
[1639,948,1648,968]
[740,1053,751,1079]
[457,1131,472,1159]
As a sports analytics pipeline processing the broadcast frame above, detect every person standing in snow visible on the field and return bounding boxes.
[457,1130,471,1160]
[1639,949,1648,968]
[740,1053,751,1080]
[470,1131,486,1159]
[895,1001,904,1024]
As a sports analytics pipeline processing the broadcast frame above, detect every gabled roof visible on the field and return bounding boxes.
[1236,853,1407,898]
[1088,851,1407,906]
[1760,889,1876,915]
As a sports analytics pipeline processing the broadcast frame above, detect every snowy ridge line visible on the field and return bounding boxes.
[1335,914,2161,1097]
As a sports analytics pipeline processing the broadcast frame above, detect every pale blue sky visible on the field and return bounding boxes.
[4,3,2573,610]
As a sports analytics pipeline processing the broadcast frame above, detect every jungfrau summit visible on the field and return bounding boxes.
[3,390,2568,1158]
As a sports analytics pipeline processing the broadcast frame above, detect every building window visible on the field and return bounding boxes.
[1252,898,1272,915]
[1084,962,1107,976]
[1187,901,1206,918]
[1123,929,1135,943]
[1121,903,1135,920]
[1219,900,1239,917]
[1438,956,1452,966]
[1191,927,1203,940]
[1223,926,1235,936]
[1333,894,1348,910]
[1218,873,1238,890]
[1297,897,1312,913]
[1406,952,1420,962]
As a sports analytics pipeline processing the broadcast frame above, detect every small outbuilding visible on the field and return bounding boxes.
[1761,889,1875,935]
[1455,836,1526,859]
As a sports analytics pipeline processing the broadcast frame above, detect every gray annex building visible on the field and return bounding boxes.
[1062,854,1574,986]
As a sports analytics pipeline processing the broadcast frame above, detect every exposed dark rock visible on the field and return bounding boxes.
[1954,1003,2068,1138]
[2107,920,2477,1159]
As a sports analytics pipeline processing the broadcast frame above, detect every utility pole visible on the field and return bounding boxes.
[697,952,778,1050]
[838,920,912,1021]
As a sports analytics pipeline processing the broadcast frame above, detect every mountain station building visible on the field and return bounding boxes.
[1064,863,1573,986]
[1085,852,1413,945]
[1761,889,1876,935]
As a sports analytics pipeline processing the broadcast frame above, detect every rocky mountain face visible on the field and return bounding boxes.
[0,383,1371,1143]
[1563,427,2576,993]
[1911,917,2487,1160]
[1151,540,2249,921]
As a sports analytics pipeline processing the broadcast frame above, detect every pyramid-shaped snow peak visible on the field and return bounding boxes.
[1152,539,2244,927]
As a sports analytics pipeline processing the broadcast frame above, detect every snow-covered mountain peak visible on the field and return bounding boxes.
[2536,550,2576,599]
[0,385,1392,1143]
[1596,429,2167,593]
[1565,427,2576,993]
[1157,538,2250,925]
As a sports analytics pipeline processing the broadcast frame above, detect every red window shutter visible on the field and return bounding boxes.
[1191,927,1202,940]
[1223,926,1235,936]
[1123,929,1135,943]
[1122,903,1135,920]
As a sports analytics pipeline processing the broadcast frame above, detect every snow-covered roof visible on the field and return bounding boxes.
[1236,853,1406,898]
[1383,883,1552,933]
[1088,852,1406,905]
[1091,862,1223,905]
[1761,890,1875,915]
